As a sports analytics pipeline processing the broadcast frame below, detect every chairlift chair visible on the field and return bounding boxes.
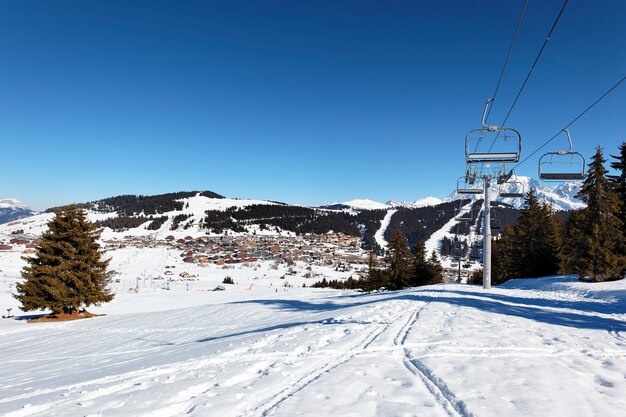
[498,172,525,198]
[490,219,502,231]
[458,213,473,222]
[465,99,522,164]
[457,176,483,195]
[538,128,585,181]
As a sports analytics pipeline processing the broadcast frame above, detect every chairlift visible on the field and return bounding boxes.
[490,219,502,231]
[458,213,473,222]
[465,99,522,163]
[457,176,483,195]
[452,242,465,258]
[538,129,585,181]
[498,172,525,198]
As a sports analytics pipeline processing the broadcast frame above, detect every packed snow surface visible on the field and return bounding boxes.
[1,266,625,416]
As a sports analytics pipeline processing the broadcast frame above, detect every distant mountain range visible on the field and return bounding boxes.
[0,198,37,225]
[443,176,584,211]
[324,176,583,212]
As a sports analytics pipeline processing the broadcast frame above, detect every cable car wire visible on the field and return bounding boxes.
[496,0,569,129]
[510,75,626,171]
[485,0,529,123]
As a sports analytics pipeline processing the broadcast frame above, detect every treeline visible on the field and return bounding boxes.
[313,229,444,292]
[355,210,387,253]
[475,204,519,233]
[200,205,386,246]
[96,191,222,216]
[487,144,626,284]
[450,200,482,235]
[96,216,149,231]
[46,191,223,216]
[385,200,470,248]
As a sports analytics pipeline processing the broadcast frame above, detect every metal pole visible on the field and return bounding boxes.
[483,176,492,289]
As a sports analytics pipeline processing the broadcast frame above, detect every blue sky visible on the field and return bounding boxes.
[1,0,625,210]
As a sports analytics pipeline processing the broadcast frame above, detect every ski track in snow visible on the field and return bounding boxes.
[374,209,397,248]
[242,304,407,417]
[1,276,626,416]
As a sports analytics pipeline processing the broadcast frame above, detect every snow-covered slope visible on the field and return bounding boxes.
[388,196,444,208]
[0,198,36,225]
[337,199,390,210]
[374,209,398,248]
[0,194,279,239]
[0,274,624,417]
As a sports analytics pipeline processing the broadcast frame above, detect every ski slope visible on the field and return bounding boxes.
[425,201,474,256]
[374,209,397,249]
[1,274,625,417]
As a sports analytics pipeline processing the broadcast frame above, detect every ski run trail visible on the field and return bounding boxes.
[374,209,397,249]
[1,273,625,417]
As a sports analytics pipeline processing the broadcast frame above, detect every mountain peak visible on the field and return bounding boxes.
[444,175,584,211]
[0,198,29,209]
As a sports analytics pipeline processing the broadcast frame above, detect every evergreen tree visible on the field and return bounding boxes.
[512,189,562,278]
[491,226,515,284]
[609,141,626,250]
[564,147,626,281]
[426,251,444,285]
[491,189,562,283]
[410,241,431,286]
[386,228,411,290]
[361,250,382,292]
[15,205,113,314]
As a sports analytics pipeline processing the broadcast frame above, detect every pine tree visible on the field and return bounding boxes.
[565,147,626,281]
[512,189,562,278]
[361,250,382,292]
[426,251,444,285]
[410,241,431,286]
[491,226,515,284]
[491,189,562,283]
[386,228,411,290]
[609,141,626,251]
[15,205,113,315]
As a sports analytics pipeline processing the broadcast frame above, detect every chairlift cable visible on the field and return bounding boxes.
[496,0,569,131]
[485,0,529,123]
[511,75,626,171]
[483,0,568,155]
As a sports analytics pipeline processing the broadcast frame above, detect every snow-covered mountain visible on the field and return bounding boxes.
[323,196,446,211]
[0,198,37,225]
[445,176,584,211]
[387,196,444,209]
[329,199,390,210]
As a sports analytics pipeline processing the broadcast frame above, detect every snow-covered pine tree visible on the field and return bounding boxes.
[565,147,626,281]
[15,205,113,315]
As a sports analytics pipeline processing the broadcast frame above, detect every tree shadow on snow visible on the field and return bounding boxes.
[439,289,626,316]
[194,317,372,344]
[234,289,626,332]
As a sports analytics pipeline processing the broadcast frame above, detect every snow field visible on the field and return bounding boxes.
[0,273,624,417]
